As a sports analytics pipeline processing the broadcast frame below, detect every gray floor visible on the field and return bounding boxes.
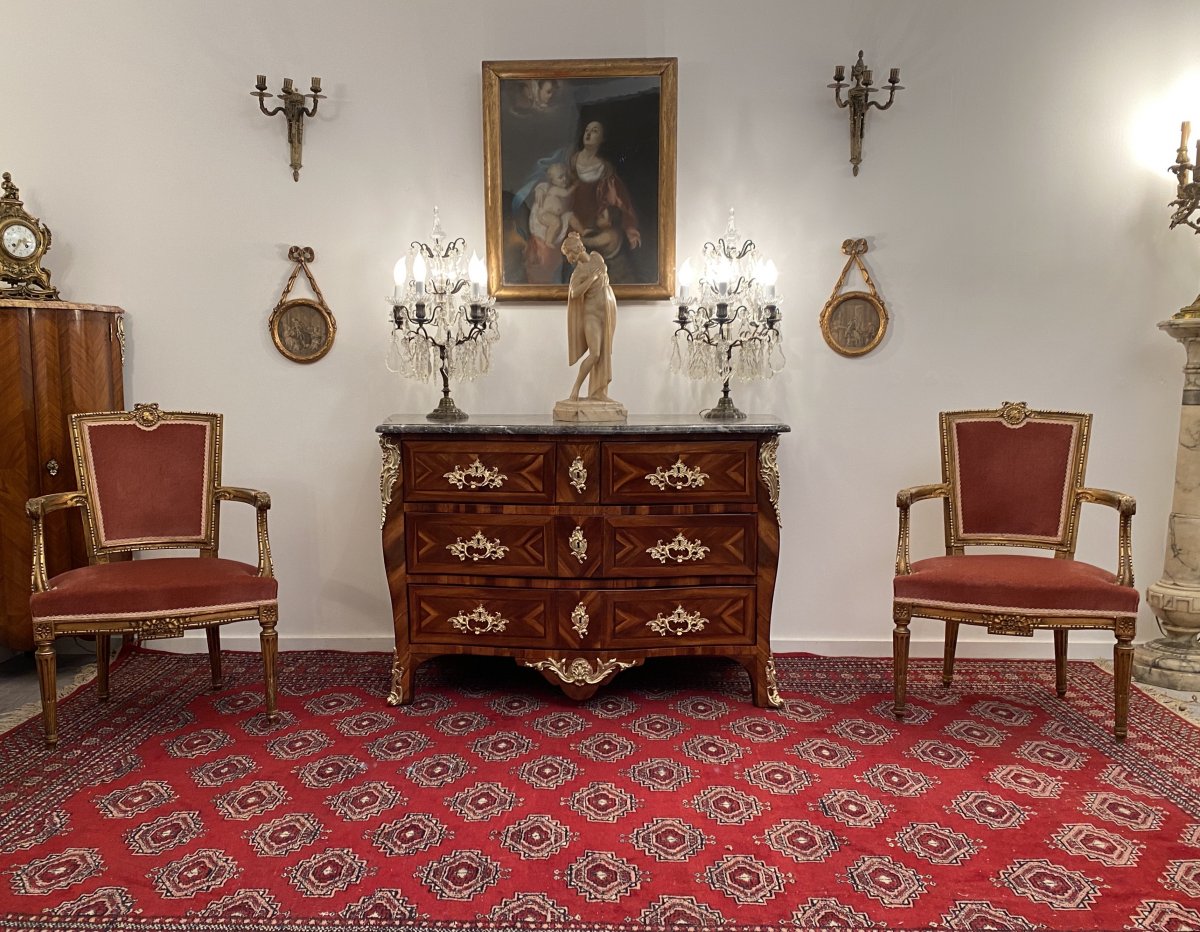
[0,639,110,720]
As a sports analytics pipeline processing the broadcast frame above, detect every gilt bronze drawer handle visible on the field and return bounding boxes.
[571,602,589,638]
[569,456,588,493]
[569,526,588,564]
[449,605,509,635]
[648,605,709,637]
[645,458,709,490]
[444,457,508,490]
[446,531,510,562]
[647,532,710,564]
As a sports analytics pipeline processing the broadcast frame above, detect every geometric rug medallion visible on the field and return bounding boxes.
[1,649,1199,931]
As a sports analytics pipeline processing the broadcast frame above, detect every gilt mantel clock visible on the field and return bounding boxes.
[0,172,59,300]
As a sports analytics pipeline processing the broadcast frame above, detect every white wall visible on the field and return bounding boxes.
[10,0,1200,659]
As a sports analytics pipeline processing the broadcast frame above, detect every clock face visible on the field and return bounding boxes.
[2,222,38,260]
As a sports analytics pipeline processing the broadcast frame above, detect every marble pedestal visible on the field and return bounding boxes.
[1137,317,1200,690]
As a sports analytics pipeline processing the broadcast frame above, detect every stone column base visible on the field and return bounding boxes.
[1133,637,1200,691]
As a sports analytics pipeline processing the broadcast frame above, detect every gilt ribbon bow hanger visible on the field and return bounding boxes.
[275,246,327,311]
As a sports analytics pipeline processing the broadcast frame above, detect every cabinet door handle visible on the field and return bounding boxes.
[647,533,710,564]
[446,531,509,562]
[45,459,59,477]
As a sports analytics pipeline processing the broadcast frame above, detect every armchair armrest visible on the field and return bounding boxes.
[26,492,87,593]
[1077,487,1136,587]
[215,486,274,578]
[895,482,949,576]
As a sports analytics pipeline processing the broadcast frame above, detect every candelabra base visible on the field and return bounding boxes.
[702,396,748,420]
[426,396,469,422]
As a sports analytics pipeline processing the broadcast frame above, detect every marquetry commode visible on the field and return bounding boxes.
[377,415,789,707]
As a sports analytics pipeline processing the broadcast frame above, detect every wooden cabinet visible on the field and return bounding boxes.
[378,415,789,707]
[0,300,125,651]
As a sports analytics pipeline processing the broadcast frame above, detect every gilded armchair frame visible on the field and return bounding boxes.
[26,403,278,748]
[892,402,1137,741]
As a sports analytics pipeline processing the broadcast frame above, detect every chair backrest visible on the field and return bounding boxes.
[69,403,222,558]
[940,401,1091,554]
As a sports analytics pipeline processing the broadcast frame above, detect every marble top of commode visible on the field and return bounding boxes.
[376,414,791,436]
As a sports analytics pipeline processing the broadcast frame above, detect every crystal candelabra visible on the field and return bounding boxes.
[671,210,784,420]
[386,209,498,421]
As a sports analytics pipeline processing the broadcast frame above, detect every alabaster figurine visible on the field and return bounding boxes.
[553,231,627,422]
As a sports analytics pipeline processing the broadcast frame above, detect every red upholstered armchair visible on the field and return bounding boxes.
[892,402,1138,740]
[26,403,279,747]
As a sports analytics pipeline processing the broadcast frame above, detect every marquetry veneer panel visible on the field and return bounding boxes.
[0,301,125,650]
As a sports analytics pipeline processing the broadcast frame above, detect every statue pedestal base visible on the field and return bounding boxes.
[553,399,628,423]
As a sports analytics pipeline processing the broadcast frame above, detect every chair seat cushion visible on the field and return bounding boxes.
[894,554,1138,617]
[31,557,277,621]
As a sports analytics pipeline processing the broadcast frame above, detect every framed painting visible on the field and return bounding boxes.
[269,298,335,363]
[820,291,888,357]
[483,57,677,301]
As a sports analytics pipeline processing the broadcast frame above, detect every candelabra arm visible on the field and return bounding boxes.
[254,92,284,118]
[867,84,904,111]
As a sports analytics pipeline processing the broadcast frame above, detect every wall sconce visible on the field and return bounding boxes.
[252,75,325,181]
[828,51,904,176]
[1170,120,1200,317]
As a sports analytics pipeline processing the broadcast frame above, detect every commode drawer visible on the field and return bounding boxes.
[408,513,555,576]
[409,585,551,647]
[601,441,757,504]
[606,587,756,647]
[404,441,555,503]
[605,514,757,577]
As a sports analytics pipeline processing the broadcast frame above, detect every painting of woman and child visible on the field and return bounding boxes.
[483,58,677,301]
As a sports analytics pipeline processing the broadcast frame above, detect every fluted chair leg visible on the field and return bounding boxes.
[1053,629,1068,698]
[260,605,279,722]
[36,639,58,749]
[1114,632,1133,742]
[942,621,959,687]
[892,603,911,719]
[206,627,223,688]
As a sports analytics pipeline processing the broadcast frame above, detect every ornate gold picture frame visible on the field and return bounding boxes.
[821,292,887,357]
[270,298,335,363]
[820,238,889,357]
[483,57,677,302]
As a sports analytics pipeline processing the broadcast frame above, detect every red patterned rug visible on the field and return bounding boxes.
[1,649,1199,931]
